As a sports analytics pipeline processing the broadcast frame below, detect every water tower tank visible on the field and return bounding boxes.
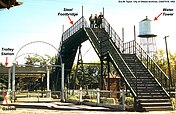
[138,16,157,58]
[138,16,156,38]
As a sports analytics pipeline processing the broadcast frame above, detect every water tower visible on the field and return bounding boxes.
[138,16,157,57]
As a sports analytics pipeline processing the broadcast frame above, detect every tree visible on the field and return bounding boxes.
[23,54,56,91]
[24,54,55,66]
[153,49,167,73]
[169,52,176,86]
[154,49,176,86]
[70,63,100,90]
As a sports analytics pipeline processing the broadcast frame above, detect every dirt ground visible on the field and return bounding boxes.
[0,102,176,114]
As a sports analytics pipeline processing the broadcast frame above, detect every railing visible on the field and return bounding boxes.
[123,40,170,95]
[101,18,137,98]
[60,17,123,53]
[62,16,89,42]
[65,88,132,109]
[57,16,89,64]
[2,90,61,102]
[102,18,124,52]
[59,16,170,96]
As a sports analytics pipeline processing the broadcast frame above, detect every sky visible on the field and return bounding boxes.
[0,0,176,66]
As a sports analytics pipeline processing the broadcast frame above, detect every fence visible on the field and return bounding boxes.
[1,89,176,108]
[0,90,61,103]
[65,87,133,109]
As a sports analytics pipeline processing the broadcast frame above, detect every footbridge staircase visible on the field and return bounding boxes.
[53,17,173,111]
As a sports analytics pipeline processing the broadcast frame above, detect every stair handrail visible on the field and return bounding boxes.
[101,18,138,97]
[108,53,137,98]
[102,18,124,52]
[123,40,170,94]
[83,28,101,57]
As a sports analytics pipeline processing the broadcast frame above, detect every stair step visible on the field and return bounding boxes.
[134,87,161,91]
[126,63,144,66]
[131,85,158,87]
[143,106,173,111]
[139,98,171,103]
[137,96,168,99]
[90,28,173,111]
[129,77,154,79]
[138,95,168,98]
[135,81,157,84]
[140,102,171,106]
[130,81,157,84]
[129,82,157,85]
[130,79,156,82]
[132,86,161,90]
[136,90,165,93]
[137,93,166,96]
[136,86,162,89]
[89,29,172,111]
[131,84,159,87]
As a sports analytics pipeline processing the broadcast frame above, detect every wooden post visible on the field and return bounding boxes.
[97,88,100,104]
[79,87,83,102]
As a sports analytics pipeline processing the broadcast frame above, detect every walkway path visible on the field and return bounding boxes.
[0,102,176,114]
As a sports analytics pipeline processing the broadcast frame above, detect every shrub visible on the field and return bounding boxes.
[171,98,176,110]
[125,97,134,106]
[100,97,116,105]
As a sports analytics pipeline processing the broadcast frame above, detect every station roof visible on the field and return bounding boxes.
[0,66,47,78]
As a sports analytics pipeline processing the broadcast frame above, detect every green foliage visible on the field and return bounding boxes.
[68,94,79,100]
[70,60,118,90]
[125,97,134,106]
[154,49,176,86]
[154,49,167,72]
[24,54,55,66]
[22,54,56,91]
[100,97,116,105]
[70,64,100,89]
[171,98,176,110]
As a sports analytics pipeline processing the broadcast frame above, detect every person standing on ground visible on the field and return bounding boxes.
[89,14,94,28]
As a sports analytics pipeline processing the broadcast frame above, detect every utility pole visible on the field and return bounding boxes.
[164,36,172,95]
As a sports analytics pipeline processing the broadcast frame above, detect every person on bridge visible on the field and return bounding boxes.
[94,14,98,28]
[89,14,94,28]
[98,12,104,28]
